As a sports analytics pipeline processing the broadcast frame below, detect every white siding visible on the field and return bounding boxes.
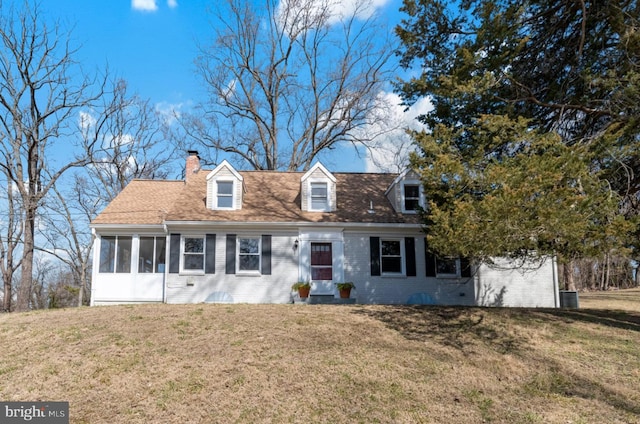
[475,258,558,307]
[343,232,475,305]
[342,232,556,307]
[300,165,336,212]
[206,164,243,210]
[165,232,299,304]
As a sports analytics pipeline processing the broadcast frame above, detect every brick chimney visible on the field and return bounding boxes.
[185,150,200,183]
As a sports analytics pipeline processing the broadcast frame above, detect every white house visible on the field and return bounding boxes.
[89,151,560,307]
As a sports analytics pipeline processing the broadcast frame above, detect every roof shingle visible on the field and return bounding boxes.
[92,170,421,226]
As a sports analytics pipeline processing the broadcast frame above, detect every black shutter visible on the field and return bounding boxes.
[169,234,180,274]
[460,257,472,278]
[261,235,272,275]
[405,237,416,277]
[370,237,381,276]
[226,234,236,274]
[205,234,216,274]
[424,238,436,277]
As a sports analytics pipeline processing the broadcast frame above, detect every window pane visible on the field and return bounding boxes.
[184,237,203,253]
[404,185,419,198]
[311,183,327,197]
[437,258,458,275]
[405,199,420,211]
[184,254,204,270]
[239,254,260,271]
[155,237,166,273]
[217,196,233,208]
[311,182,328,209]
[239,238,259,254]
[311,243,332,265]
[381,240,401,256]
[139,237,155,273]
[217,181,233,195]
[116,237,132,273]
[382,257,402,273]
[312,267,333,280]
[404,185,420,211]
[99,236,116,273]
[311,198,328,209]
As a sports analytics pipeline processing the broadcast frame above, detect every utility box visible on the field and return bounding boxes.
[559,290,580,308]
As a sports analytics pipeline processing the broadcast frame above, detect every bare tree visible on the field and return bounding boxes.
[39,80,175,307]
[184,0,395,171]
[82,79,175,202]
[0,1,105,311]
[0,167,22,311]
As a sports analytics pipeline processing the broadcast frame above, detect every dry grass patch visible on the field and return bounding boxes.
[0,298,639,423]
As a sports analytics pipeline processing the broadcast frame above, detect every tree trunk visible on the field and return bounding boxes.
[2,273,11,312]
[563,262,577,291]
[15,206,36,312]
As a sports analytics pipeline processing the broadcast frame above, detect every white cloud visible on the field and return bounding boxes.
[167,0,178,8]
[325,0,390,24]
[132,0,158,12]
[277,0,391,34]
[155,101,184,126]
[79,110,97,133]
[360,91,433,173]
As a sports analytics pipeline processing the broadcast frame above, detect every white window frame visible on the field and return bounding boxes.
[436,257,461,279]
[380,238,405,276]
[216,180,235,210]
[180,235,206,275]
[236,235,262,275]
[308,179,331,212]
[401,181,424,213]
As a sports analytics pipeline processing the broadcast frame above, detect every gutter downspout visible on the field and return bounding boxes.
[163,224,169,304]
[552,255,560,308]
[90,228,98,307]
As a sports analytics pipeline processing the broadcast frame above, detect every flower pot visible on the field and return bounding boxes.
[339,288,351,299]
[298,287,310,299]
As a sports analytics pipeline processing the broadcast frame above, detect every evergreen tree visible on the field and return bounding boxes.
[396,0,638,264]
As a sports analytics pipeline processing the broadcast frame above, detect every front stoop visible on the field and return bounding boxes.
[308,294,356,305]
[292,294,356,304]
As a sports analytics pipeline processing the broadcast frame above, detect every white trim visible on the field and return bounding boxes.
[436,257,461,279]
[401,180,424,213]
[308,179,331,212]
[236,235,262,275]
[179,235,206,275]
[214,179,236,210]
[163,221,423,229]
[89,224,167,232]
[384,168,410,196]
[380,237,406,276]
[206,159,244,182]
[301,162,336,183]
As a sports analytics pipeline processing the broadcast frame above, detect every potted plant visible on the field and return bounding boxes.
[292,282,311,299]
[335,282,355,299]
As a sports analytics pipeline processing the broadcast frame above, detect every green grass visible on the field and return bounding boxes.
[0,290,639,423]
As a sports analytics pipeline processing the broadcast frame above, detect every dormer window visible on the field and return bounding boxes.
[310,182,329,211]
[401,181,423,213]
[301,162,336,212]
[206,160,244,211]
[403,184,421,212]
[216,181,234,209]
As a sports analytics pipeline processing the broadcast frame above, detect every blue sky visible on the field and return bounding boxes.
[41,0,429,172]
